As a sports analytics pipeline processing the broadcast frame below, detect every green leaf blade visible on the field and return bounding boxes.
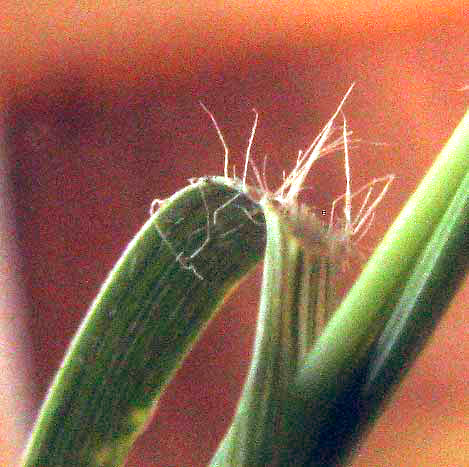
[22,177,265,467]
[284,109,469,466]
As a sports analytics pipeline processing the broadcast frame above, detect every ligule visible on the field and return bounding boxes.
[211,199,339,467]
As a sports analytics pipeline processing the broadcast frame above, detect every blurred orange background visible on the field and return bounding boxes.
[0,2,467,466]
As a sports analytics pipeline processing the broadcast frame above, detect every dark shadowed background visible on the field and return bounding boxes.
[0,2,467,466]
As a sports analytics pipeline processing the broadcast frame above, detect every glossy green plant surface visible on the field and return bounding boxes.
[280,109,469,466]
[22,108,468,467]
[211,201,342,466]
[22,177,265,467]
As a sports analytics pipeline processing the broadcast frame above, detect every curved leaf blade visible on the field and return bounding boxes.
[22,177,265,467]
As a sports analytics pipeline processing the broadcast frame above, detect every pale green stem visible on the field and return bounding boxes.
[211,201,339,466]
